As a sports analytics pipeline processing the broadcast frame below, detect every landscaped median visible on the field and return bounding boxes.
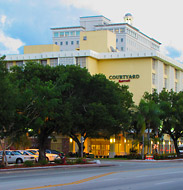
[113,153,178,160]
[0,158,107,171]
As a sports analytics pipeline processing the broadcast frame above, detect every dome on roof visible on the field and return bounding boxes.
[124,13,133,25]
[125,13,132,17]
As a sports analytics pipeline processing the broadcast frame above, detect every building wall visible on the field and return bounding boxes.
[24,44,60,54]
[86,57,99,75]
[80,30,116,53]
[97,57,152,104]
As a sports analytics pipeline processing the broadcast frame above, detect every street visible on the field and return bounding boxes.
[1,160,183,190]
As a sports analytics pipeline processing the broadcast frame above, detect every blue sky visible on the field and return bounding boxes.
[0,0,183,63]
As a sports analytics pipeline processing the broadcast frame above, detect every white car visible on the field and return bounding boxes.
[0,150,35,164]
[26,149,61,162]
[16,150,39,162]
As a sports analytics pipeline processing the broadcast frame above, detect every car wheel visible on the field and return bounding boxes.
[16,158,23,164]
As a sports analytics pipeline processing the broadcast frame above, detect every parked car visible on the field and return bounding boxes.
[0,150,35,164]
[26,149,61,162]
[46,149,65,158]
[178,145,183,155]
[16,150,39,162]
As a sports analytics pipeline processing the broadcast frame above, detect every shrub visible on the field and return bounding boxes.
[54,159,63,164]
[23,161,34,167]
[127,154,142,159]
[38,159,48,165]
[154,153,177,160]
[0,163,5,168]
[75,158,87,164]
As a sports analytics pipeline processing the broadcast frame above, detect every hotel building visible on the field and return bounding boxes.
[4,14,183,157]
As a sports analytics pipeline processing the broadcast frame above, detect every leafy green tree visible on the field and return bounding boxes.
[10,62,67,161]
[59,66,133,156]
[144,89,183,157]
[137,99,161,154]
[0,56,20,166]
[158,90,183,157]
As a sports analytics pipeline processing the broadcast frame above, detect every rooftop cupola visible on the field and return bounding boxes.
[124,13,133,25]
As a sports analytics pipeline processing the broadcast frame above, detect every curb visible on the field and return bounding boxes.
[0,164,116,173]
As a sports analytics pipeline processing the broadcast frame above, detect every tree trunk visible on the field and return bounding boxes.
[0,138,8,166]
[38,135,48,161]
[69,133,84,157]
[173,138,180,158]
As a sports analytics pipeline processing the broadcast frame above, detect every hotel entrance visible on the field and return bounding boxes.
[90,138,110,158]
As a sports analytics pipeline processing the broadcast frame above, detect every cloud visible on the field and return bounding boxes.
[0,15,6,25]
[0,31,25,55]
[0,15,24,55]
[165,46,182,59]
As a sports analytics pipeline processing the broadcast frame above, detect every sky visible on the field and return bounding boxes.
[0,0,183,63]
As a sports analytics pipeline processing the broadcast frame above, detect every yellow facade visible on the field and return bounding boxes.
[24,44,60,54]
[97,58,152,104]
[80,30,116,53]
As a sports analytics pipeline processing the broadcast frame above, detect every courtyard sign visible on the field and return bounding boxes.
[109,74,140,83]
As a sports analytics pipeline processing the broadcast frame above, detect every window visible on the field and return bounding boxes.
[60,32,64,37]
[76,41,79,45]
[116,39,118,43]
[115,29,119,33]
[175,69,178,79]
[65,32,69,36]
[66,41,68,45]
[152,59,156,70]
[152,73,156,85]
[175,82,178,92]
[76,31,80,36]
[164,78,168,89]
[120,28,125,33]
[60,42,63,45]
[50,58,58,67]
[41,60,47,66]
[76,57,86,68]
[6,62,13,70]
[70,31,75,36]
[121,47,124,51]
[54,32,59,37]
[164,64,168,75]
[59,57,74,65]
[16,61,23,67]
[55,42,57,45]
[83,36,87,40]
[71,41,74,45]
[121,38,123,42]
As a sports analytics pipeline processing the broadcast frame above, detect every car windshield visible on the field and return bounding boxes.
[29,150,38,154]
[12,151,22,155]
[26,151,35,155]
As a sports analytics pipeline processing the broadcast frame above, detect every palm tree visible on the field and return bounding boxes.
[138,99,161,154]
